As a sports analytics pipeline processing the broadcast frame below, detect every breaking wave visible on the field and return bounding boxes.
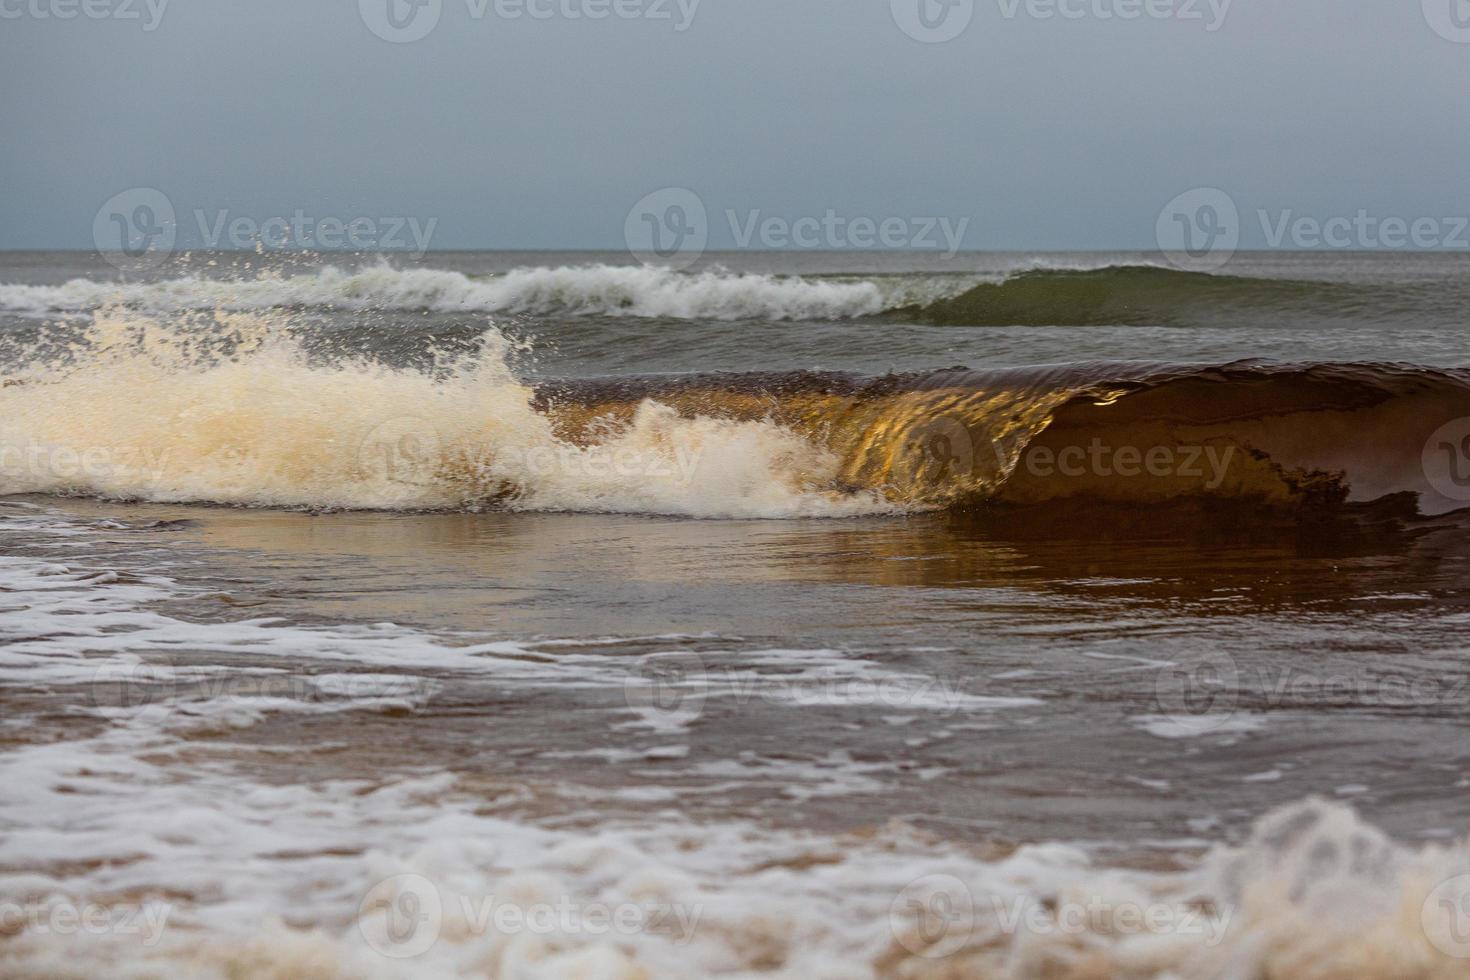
[0,264,904,322]
[2,307,1469,518]
[537,360,1470,516]
[0,261,1392,326]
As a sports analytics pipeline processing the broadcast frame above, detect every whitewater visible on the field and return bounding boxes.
[6,251,1470,980]
[0,264,910,321]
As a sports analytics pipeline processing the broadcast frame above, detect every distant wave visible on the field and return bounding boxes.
[900,264,1376,326]
[0,261,1397,326]
[0,264,908,322]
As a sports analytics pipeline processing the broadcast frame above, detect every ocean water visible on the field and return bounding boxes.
[3,250,1470,978]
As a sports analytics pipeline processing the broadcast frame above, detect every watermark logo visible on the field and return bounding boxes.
[1156,187,1239,272]
[898,416,976,487]
[358,417,443,487]
[1423,0,1470,43]
[94,189,437,265]
[625,188,708,270]
[891,0,974,42]
[358,873,443,958]
[88,658,176,717]
[357,875,703,957]
[889,874,975,958]
[93,187,177,271]
[360,0,442,42]
[625,188,971,266]
[1423,418,1470,503]
[623,651,707,727]
[89,661,438,721]
[1152,650,1240,734]
[1160,191,1470,264]
[1424,874,1470,958]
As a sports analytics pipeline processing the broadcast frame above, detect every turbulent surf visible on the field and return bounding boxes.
[3,260,1452,328]
[6,252,1470,980]
[2,302,1467,519]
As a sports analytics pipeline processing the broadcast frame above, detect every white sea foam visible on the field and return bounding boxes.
[4,746,1469,980]
[0,308,900,518]
[2,511,1469,979]
[0,264,905,321]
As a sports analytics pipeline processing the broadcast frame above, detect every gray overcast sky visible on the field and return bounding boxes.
[2,0,1468,251]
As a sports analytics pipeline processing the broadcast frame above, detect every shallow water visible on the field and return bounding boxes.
[4,251,1470,978]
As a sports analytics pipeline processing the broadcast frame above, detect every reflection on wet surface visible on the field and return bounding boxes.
[10,495,1470,855]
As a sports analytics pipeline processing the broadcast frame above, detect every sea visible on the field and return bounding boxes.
[2,249,1470,978]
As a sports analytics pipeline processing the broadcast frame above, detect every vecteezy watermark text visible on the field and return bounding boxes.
[89,659,441,716]
[728,210,970,255]
[1022,440,1235,489]
[891,0,1229,43]
[0,0,167,30]
[625,188,971,268]
[900,416,1240,491]
[357,873,703,959]
[1258,210,1470,250]
[995,0,1229,30]
[92,188,438,269]
[623,651,983,729]
[0,441,171,484]
[359,0,699,43]
[358,417,705,488]
[194,209,437,255]
[1153,650,1470,734]
[887,874,1232,959]
[1157,187,1470,271]
[0,898,172,947]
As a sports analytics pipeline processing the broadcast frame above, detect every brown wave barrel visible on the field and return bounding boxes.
[532,360,1470,516]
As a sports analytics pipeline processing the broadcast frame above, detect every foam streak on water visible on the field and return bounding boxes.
[1,512,1469,979]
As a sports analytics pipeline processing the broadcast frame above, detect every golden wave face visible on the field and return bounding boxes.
[534,361,1470,516]
[535,379,1064,507]
[4,307,1470,518]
